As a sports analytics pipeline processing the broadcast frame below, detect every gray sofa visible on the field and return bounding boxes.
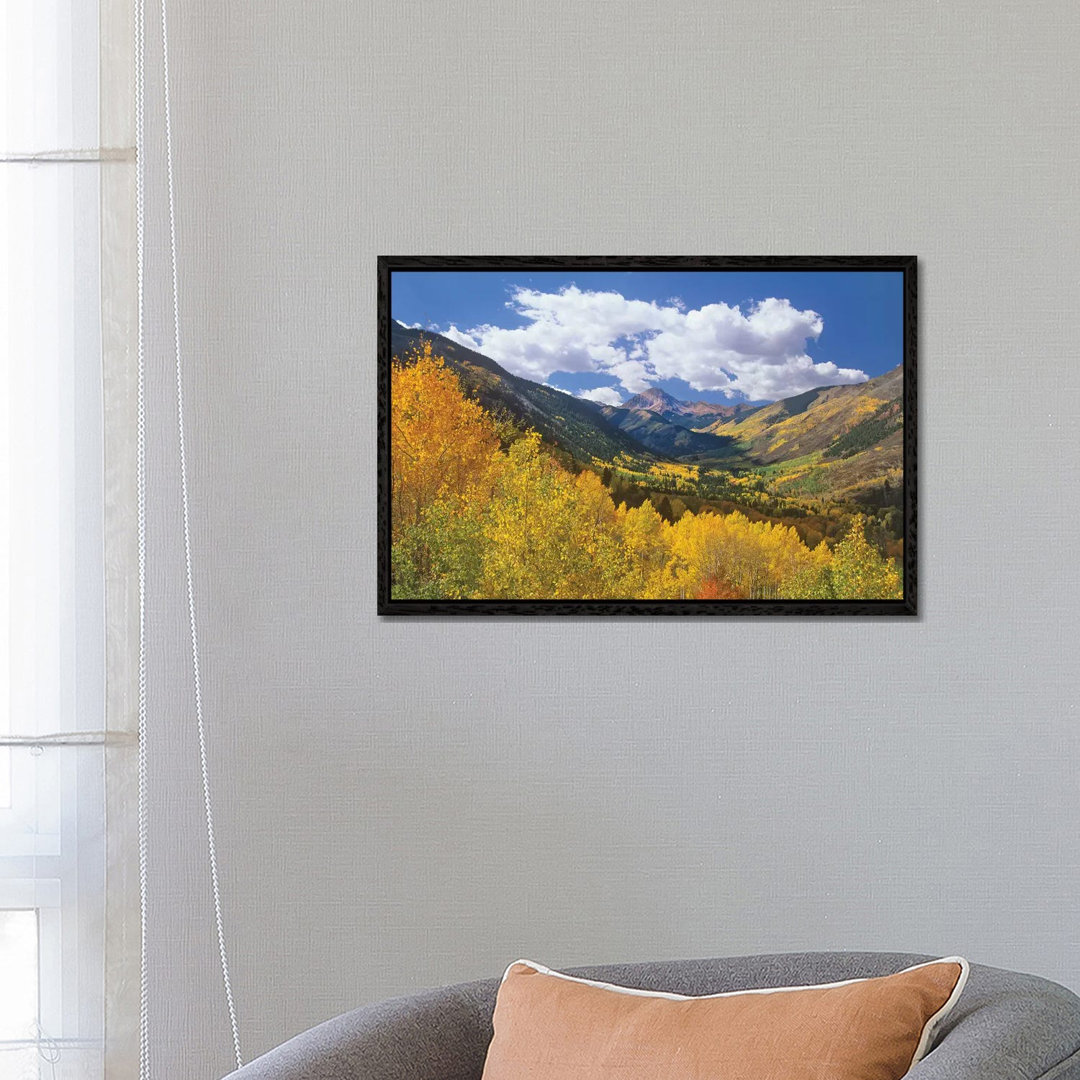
[223,952,1080,1079]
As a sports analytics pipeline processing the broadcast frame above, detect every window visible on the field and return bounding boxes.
[2,2,113,1077]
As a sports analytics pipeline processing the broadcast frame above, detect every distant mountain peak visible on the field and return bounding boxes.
[625,387,680,409]
[623,386,755,428]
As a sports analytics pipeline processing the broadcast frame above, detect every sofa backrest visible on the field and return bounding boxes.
[224,952,1080,1080]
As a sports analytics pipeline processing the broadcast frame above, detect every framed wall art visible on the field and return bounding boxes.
[378,256,916,616]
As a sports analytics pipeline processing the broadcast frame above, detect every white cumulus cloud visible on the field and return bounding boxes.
[576,386,625,407]
[440,285,867,401]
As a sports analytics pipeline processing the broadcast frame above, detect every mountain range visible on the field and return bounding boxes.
[701,365,903,464]
[622,387,757,429]
[390,323,902,493]
[390,323,735,461]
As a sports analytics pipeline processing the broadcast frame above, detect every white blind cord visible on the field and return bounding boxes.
[159,0,244,1065]
[135,0,244,1070]
[134,0,151,1074]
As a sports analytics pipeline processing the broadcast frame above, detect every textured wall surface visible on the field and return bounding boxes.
[137,2,1080,1076]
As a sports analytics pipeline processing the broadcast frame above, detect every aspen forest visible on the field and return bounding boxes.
[390,342,903,602]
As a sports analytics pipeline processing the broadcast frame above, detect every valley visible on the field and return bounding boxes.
[389,323,905,560]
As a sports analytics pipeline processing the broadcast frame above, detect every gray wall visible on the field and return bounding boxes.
[140,1,1080,1076]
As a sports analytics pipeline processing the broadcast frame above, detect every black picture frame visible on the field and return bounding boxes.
[378,255,916,617]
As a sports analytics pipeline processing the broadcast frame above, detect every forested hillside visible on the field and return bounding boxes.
[389,323,665,467]
[389,342,902,601]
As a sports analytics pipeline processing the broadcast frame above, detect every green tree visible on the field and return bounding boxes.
[391,495,488,599]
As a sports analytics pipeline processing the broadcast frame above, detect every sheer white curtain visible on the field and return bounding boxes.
[1,2,137,1078]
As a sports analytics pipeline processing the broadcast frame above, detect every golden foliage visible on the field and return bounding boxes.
[647,462,699,484]
[389,350,903,603]
[477,433,630,599]
[829,514,903,599]
[654,510,826,600]
[390,341,498,541]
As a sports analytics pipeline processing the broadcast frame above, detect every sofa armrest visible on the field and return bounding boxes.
[909,966,1080,1080]
[221,980,496,1080]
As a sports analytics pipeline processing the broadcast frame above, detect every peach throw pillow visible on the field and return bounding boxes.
[481,957,968,1080]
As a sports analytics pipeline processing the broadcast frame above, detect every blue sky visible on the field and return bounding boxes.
[391,270,903,405]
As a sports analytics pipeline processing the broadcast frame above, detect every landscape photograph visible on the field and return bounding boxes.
[379,259,914,613]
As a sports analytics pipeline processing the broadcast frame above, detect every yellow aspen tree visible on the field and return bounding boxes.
[777,541,834,599]
[477,433,631,599]
[390,342,498,541]
[620,501,672,598]
[829,514,903,599]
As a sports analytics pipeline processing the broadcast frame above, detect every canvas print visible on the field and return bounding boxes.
[378,257,915,616]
